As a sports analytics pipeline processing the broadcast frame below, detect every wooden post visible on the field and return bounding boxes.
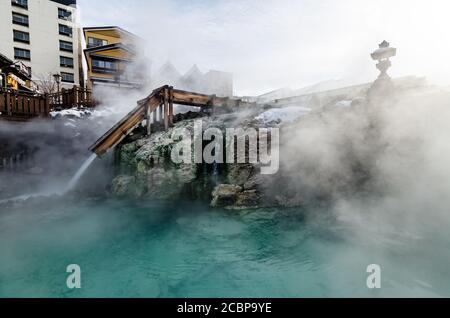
[72,86,77,108]
[169,86,174,126]
[6,92,12,116]
[17,95,23,115]
[146,100,152,136]
[164,87,169,130]
[0,91,5,114]
[158,101,163,123]
[44,95,50,116]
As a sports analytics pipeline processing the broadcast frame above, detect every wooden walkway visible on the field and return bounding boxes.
[90,85,255,156]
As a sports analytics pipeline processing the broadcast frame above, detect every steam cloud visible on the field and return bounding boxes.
[268,86,450,247]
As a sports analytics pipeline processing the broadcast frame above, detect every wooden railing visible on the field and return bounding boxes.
[0,90,49,120]
[0,87,94,120]
[48,86,94,109]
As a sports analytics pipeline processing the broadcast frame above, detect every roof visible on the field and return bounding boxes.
[0,52,31,81]
[0,52,14,68]
[82,26,140,40]
[84,43,135,54]
[51,0,77,6]
[182,64,203,80]
[83,43,135,71]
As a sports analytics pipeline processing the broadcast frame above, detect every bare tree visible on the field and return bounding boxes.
[35,73,57,95]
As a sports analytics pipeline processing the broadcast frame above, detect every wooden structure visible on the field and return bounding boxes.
[0,86,94,121]
[48,86,94,110]
[90,85,255,156]
[0,90,49,121]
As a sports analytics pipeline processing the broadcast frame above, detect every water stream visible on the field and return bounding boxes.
[0,153,97,204]
[65,153,98,193]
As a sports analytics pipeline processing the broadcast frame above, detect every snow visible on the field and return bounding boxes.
[255,106,311,125]
[50,107,92,118]
[335,100,353,108]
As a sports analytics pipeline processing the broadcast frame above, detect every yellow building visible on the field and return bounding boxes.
[83,26,143,90]
[0,52,36,92]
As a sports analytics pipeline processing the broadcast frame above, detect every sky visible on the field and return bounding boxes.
[77,0,450,96]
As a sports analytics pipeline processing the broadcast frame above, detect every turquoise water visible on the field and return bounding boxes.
[0,197,449,298]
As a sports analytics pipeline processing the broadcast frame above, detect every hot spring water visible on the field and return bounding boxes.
[1,150,449,297]
[1,197,449,297]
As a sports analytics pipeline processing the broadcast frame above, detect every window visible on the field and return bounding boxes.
[59,40,73,52]
[12,12,29,26]
[59,24,72,37]
[88,37,108,48]
[11,0,28,9]
[92,58,117,73]
[60,56,74,68]
[27,66,32,77]
[61,72,74,83]
[58,8,72,21]
[13,30,30,44]
[14,48,31,60]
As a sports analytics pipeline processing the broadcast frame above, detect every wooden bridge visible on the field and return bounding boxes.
[90,85,255,156]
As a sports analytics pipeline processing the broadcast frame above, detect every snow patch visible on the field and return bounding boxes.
[335,100,353,108]
[255,106,311,125]
[50,108,92,118]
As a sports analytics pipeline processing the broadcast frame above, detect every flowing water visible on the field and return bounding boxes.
[0,154,98,204]
[65,154,98,193]
[0,197,449,298]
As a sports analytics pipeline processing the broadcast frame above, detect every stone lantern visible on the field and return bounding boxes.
[371,40,397,80]
[367,41,397,102]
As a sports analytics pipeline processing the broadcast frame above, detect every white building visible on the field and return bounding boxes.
[0,0,82,90]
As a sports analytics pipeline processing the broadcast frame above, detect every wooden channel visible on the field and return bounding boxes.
[89,85,256,156]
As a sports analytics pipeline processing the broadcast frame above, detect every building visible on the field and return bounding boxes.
[0,0,82,91]
[201,70,233,97]
[83,26,143,90]
[0,52,36,92]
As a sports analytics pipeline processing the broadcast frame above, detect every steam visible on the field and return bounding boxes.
[0,86,144,200]
[265,85,450,247]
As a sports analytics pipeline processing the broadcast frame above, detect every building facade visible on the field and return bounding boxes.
[0,0,82,91]
[83,26,143,90]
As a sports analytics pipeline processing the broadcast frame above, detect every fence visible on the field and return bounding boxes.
[0,90,49,120]
[48,86,94,109]
[0,87,94,120]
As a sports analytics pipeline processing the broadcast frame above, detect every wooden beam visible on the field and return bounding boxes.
[169,86,174,126]
[163,88,169,130]
[172,89,212,107]
[146,99,152,136]
[158,104,163,123]
[90,90,161,156]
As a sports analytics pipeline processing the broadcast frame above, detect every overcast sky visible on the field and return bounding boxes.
[78,0,450,95]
